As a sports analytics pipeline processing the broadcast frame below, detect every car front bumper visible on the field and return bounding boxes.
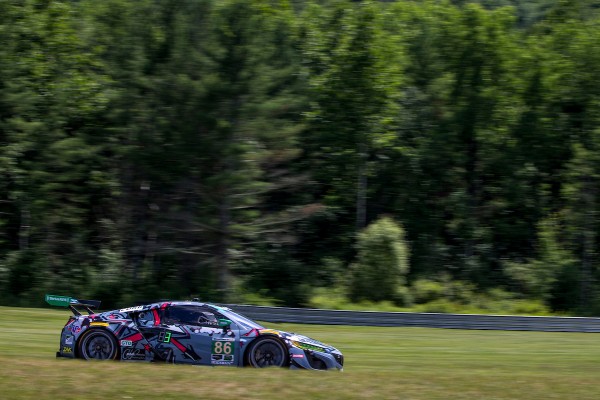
[289,347,343,371]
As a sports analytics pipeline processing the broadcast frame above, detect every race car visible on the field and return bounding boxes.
[46,294,343,370]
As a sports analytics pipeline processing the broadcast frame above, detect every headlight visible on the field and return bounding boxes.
[291,340,327,353]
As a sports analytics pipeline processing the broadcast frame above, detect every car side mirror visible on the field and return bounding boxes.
[218,318,232,331]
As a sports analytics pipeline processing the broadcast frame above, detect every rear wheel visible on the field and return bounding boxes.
[247,337,289,368]
[78,329,119,360]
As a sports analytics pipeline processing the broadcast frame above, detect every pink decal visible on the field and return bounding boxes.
[122,332,143,343]
[243,328,259,337]
[171,338,187,353]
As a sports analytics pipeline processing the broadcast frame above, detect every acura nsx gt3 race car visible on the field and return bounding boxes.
[46,294,343,371]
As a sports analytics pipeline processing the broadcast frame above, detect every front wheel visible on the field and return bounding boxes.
[247,337,289,368]
[78,329,119,360]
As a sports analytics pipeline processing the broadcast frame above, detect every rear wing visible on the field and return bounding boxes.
[45,294,101,316]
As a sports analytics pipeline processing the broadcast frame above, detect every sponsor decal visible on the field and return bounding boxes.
[210,338,235,365]
[212,339,234,355]
[90,322,109,327]
[120,340,133,347]
[71,325,81,334]
[122,348,145,361]
[292,354,305,358]
[46,295,71,304]
[47,295,70,302]
[62,346,72,353]
[65,336,74,345]
[211,337,235,365]
[211,354,235,365]
[119,305,144,313]
[45,294,73,307]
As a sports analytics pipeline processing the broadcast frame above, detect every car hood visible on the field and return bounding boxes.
[259,328,338,352]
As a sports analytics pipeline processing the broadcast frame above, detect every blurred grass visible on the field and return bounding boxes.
[0,306,599,399]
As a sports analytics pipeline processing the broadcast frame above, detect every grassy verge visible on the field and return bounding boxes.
[0,306,599,399]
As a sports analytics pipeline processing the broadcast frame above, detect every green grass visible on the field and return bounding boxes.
[0,306,599,399]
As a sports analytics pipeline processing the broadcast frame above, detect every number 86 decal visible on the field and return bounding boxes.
[213,340,233,355]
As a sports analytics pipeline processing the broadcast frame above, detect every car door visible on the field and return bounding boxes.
[183,305,240,366]
[160,304,239,366]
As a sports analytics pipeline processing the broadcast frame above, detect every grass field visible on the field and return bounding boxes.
[0,306,599,399]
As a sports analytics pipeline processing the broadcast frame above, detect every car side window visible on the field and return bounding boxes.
[137,311,155,327]
[164,305,223,327]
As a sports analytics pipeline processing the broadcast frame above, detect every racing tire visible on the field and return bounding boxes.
[247,337,289,368]
[77,329,120,361]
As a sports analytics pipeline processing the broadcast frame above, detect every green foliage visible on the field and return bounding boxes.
[349,217,410,304]
[409,276,552,315]
[505,215,576,301]
[309,279,552,316]
[3,0,600,315]
[235,245,312,307]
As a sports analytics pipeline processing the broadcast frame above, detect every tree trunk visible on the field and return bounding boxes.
[19,205,30,251]
[356,145,368,231]
[579,176,596,309]
[216,196,231,301]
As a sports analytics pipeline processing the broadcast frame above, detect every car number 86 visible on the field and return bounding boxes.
[213,341,233,355]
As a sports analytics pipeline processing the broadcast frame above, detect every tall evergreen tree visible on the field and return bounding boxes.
[0,0,113,304]
[300,0,403,270]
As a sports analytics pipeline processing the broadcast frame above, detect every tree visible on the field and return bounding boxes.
[85,0,309,302]
[505,215,575,301]
[349,217,410,303]
[0,0,114,305]
[541,6,600,312]
[298,0,404,277]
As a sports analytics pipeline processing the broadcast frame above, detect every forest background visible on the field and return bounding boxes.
[2,0,600,316]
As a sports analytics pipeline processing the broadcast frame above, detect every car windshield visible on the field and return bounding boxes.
[221,308,264,330]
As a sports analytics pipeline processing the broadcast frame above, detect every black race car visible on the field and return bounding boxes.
[46,294,343,370]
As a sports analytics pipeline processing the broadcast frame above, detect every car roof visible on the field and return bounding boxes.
[115,301,229,314]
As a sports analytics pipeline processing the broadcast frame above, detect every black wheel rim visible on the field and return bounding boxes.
[252,340,285,367]
[82,333,115,360]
